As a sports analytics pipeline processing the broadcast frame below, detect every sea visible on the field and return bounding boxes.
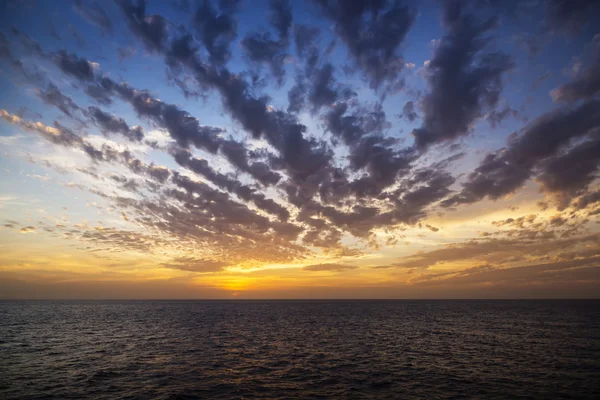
[1,300,599,399]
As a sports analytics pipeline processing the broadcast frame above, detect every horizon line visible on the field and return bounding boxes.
[1,298,598,301]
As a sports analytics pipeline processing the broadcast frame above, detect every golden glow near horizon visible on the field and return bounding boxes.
[1,187,598,298]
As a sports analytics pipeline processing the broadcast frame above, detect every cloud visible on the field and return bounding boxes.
[161,257,229,273]
[37,84,82,118]
[401,101,417,122]
[19,226,36,233]
[3,0,598,278]
[443,99,600,207]
[412,0,513,149]
[117,0,169,53]
[1,110,83,148]
[192,0,239,65]
[293,24,320,60]
[323,102,416,197]
[415,258,599,289]
[173,149,289,220]
[88,106,144,142]
[425,224,439,232]
[79,227,171,253]
[570,191,600,212]
[53,50,96,81]
[486,106,520,129]
[314,0,416,89]
[0,110,172,188]
[34,6,459,246]
[536,136,600,206]
[391,233,600,270]
[73,0,113,34]
[303,263,357,272]
[161,45,336,191]
[551,34,600,103]
[544,0,600,34]
[241,0,291,84]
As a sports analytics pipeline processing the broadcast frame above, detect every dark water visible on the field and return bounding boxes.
[1,300,599,399]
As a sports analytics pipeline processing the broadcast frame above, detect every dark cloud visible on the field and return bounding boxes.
[290,164,455,239]
[303,263,357,271]
[193,0,239,65]
[314,0,416,89]
[133,172,306,261]
[0,32,43,83]
[73,0,113,34]
[444,99,600,207]
[166,42,335,190]
[218,139,282,186]
[38,43,287,192]
[544,0,600,34]
[269,0,292,40]
[287,83,306,114]
[128,90,225,152]
[377,168,456,226]
[117,0,169,53]
[240,1,291,84]
[288,26,342,114]
[486,106,520,128]
[306,63,355,113]
[293,24,320,60]
[169,173,274,231]
[173,149,289,220]
[53,50,95,81]
[551,34,600,103]
[111,8,337,198]
[537,137,600,205]
[37,84,81,118]
[110,174,141,192]
[401,101,417,122]
[118,82,279,186]
[88,106,144,142]
[323,102,415,197]
[571,190,600,211]
[84,83,113,105]
[412,0,513,149]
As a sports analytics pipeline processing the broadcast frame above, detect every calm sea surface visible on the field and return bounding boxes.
[1,300,599,399]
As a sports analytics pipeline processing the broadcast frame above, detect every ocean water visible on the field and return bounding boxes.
[1,300,598,399]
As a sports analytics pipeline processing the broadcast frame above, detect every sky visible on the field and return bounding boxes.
[0,0,599,299]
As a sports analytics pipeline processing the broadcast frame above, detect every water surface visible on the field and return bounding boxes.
[1,300,599,399]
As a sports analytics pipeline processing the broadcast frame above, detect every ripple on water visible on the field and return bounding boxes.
[1,300,599,399]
